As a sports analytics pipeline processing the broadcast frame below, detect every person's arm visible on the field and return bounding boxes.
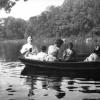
[31,46,38,55]
[63,50,67,59]
[20,45,29,55]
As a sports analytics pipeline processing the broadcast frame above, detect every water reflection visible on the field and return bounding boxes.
[0,61,29,100]
[21,66,100,100]
[0,61,100,100]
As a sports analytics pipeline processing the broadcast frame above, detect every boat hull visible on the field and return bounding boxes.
[19,57,100,70]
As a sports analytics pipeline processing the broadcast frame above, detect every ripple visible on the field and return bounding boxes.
[83,98,100,100]
[56,92,66,99]
[1,61,100,100]
[8,93,14,95]
[6,88,13,91]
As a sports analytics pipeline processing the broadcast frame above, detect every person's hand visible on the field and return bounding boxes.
[29,48,32,52]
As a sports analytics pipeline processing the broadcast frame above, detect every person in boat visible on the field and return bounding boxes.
[34,45,48,61]
[29,45,56,62]
[63,42,76,61]
[84,45,100,62]
[47,38,64,60]
[20,36,38,58]
[45,53,57,62]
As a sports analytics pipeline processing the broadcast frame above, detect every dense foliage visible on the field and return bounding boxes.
[0,0,27,12]
[0,17,27,39]
[28,0,100,38]
[0,0,100,39]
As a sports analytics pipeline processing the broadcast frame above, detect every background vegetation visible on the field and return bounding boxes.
[0,0,100,61]
[1,0,100,39]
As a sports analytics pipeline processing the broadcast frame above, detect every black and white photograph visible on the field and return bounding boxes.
[0,0,100,100]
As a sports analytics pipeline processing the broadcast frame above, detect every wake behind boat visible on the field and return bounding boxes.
[19,57,100,70]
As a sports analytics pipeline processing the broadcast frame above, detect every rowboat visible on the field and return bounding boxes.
[19,57,100,70]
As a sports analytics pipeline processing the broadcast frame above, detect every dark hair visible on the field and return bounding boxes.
[27,36,32,39]
[29,48,32,52]
[26,36,32,42]
[41,45,47,52]
[68,42,73,49]
[55,39,64,47]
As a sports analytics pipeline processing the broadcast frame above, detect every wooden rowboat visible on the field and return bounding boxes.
[19,57,100,70]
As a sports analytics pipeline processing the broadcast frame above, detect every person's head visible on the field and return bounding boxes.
[94,45,100,56]
[95,45,100,50]
[41,45,47,52]
[68,42,73,49]
[55,39,64,48]
[27,36,32,44]
[62,38,66,44]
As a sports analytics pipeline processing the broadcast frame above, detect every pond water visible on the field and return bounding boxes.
[0,60,100,100]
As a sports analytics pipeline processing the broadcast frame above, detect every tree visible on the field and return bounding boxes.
[5,0,99,38]
[0,0,28,12]
[3,17,27,39]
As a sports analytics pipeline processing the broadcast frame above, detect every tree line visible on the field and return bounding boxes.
[0,0,100,39]
[0,17,27,39]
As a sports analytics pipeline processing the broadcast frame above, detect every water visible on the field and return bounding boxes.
[0,61,100,100]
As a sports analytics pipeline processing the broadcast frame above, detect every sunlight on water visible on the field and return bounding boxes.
[0,61,100,100]
[0,61,29,100]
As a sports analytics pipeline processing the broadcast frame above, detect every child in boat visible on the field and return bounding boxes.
[45,54,57,62]
[63,42,76,61]
[32,45,48,61]
[31,45,57,62]
[20,36,38,58]
[84,45,100,62]
[47,38,64,60]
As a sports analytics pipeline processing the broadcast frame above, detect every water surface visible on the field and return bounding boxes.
[0,61,100,100]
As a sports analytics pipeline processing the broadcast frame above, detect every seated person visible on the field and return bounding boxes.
[30,45,56,62]
[48,38,64,60]
[30,45,48,61]
[45,54,57,62]
[20,36,38,58]
[84,45,100,62]
[63,42,76,61]
[36,45,48,61]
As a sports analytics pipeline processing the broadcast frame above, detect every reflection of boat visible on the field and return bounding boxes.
[21,65,100,81]
[21,67,100,100]
[19,57,100,70]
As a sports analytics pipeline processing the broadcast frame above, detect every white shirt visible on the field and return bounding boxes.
[27,52,56,62]
[65,48,73,57]
[45,55,56,62]
[20,43,33,54]
[36,52,48,61]
[20,43,38,57]
[84,53,98,62]
[48,45,59,57]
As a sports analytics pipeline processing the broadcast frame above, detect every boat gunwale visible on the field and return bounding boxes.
[19,57,100,70]
[19,57,100,64]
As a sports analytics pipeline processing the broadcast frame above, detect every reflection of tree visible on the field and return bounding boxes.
[21,68,83,99]
[24,75,49,99]
[24,74,66,100]
[47,77,66,99]
[27,76,34,98]
[56,92,66,99]
[22,67,100,100]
